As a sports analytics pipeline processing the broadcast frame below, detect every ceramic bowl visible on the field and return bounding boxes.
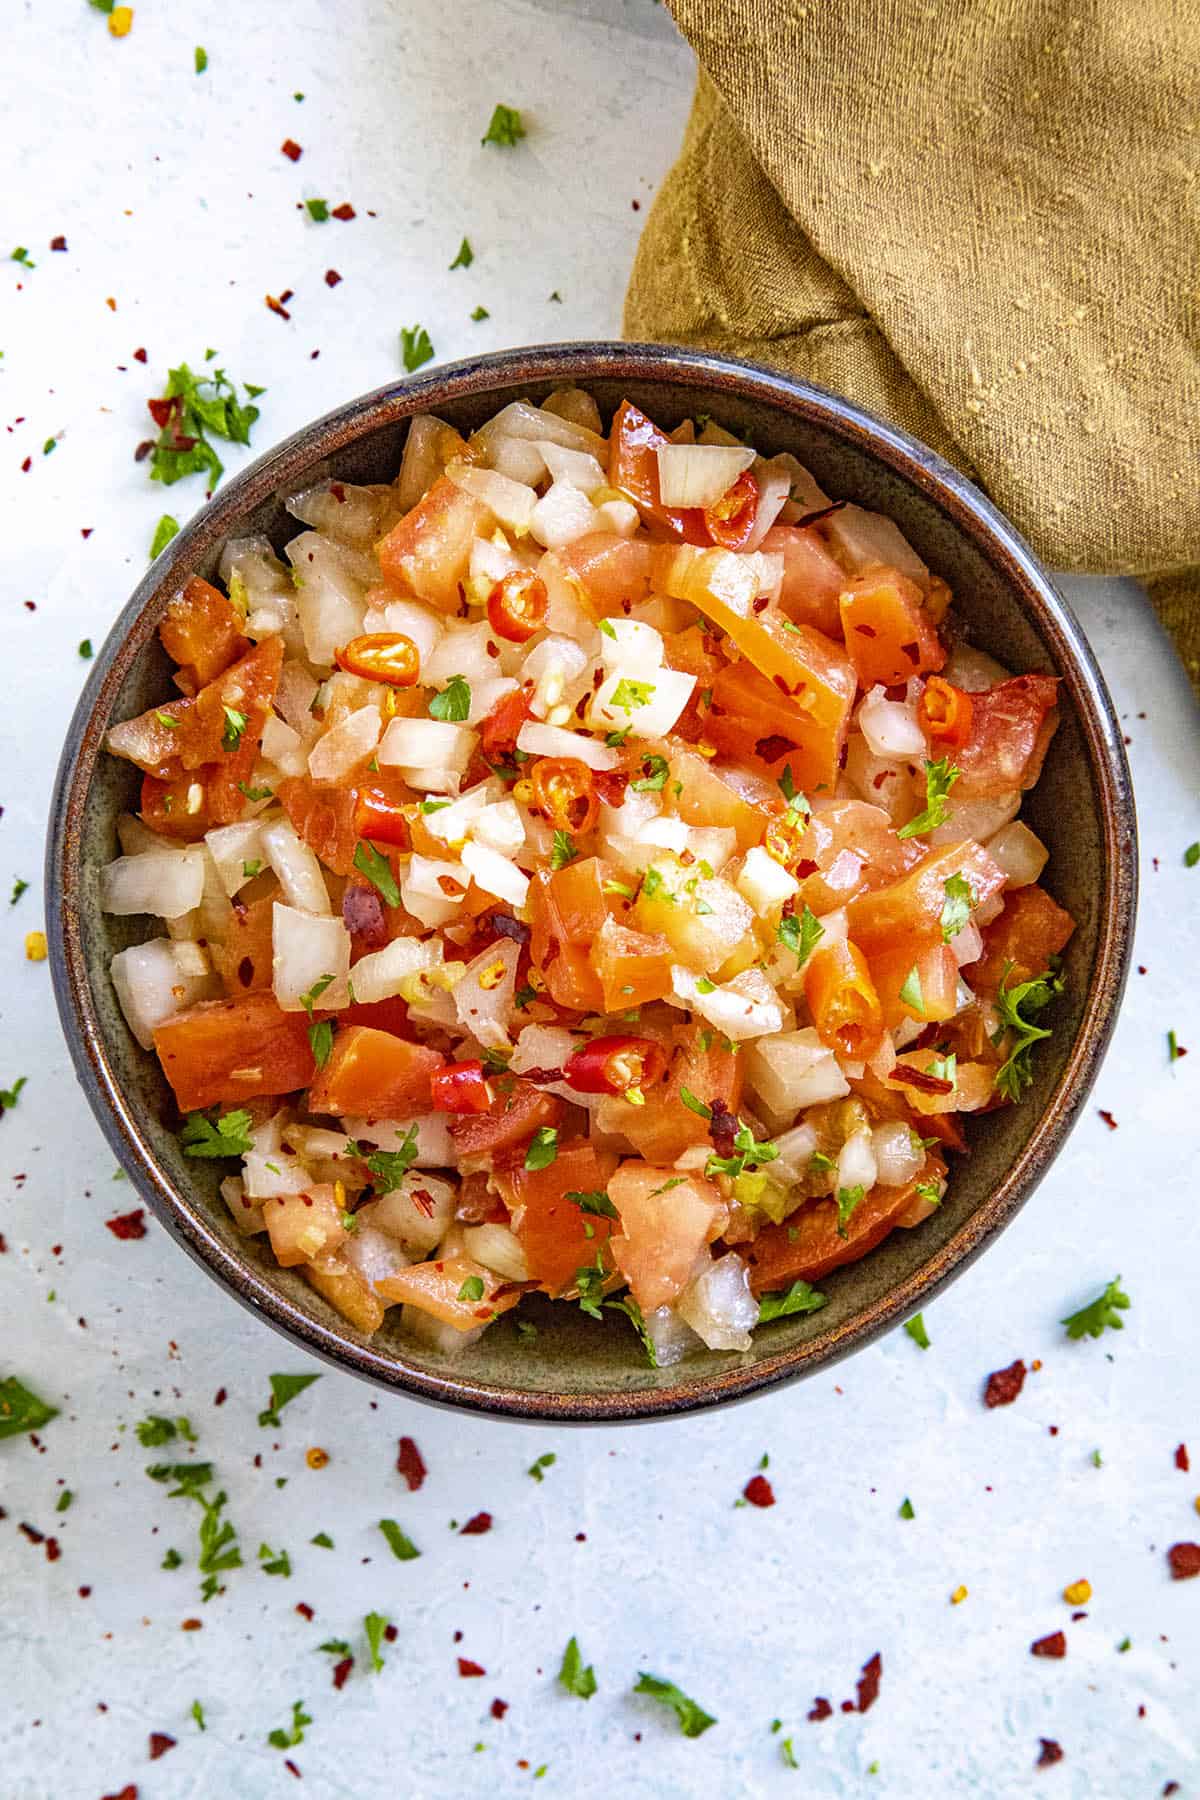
[45,343,1136,1421]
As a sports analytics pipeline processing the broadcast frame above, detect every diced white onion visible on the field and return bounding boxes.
[592,498,640,537]
[342,1113,455,1168]
[858,686,926,758]
[669,966,784,1042]
[676,1251,758,1351]
[461,1222,529,1281]
[642,1304,704,1367]
[361,597,442,669]
[344,1221,414,1291]
[529,481,599,549]
[372,1173,456,1253]
[737,845,799,914]
[461,840,530,910]
[286,480,386,551]
[271,903,350,1012]
[285,531,368,668]
[745,1028,851,1116]
[109,937,217,1048]
[220,1174,267,1236]
[986,819,1049,888]
[454,938,520,1049]
[872,1119,924,1187]
[742,454,796,550]
[517,720,617,770]
[260,712,306,777]
[401,854,468,928]
[378,715,476,773]
[467,675,519,727]
[655,443,755,509]
[928,790,1021,847]
[949,919,983,967]
[826,505,929,588]
[424,622,503,688]
[597,618,664,673]
[260,819,331,915]
[483,433,549,485]
[446,460,537,532]
[837,1126,878,1197]
[536,440,607,492]
[523,634,591,718]
[349,935,442,1004]
[203,822,265,898]
[473,799,526,856]
[474,399,606,460]
[510,1024,584,1073]
[99,848,207,920]
[941,642,1011,692]
[421,782,492,847]
[767,1120,820,1184]
[308,704,380,784]
[588,666,695,740]
[400,1305,488,1355]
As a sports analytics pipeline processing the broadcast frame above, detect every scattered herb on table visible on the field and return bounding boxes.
[528,1452,556,1482]
[481,104,525,147]
[144,361,263,490]
[633,1672,717,1738]
[258,1372,321,1429]
[10,878,28,906]
[379,1518,421,1561]
[904,1312,931,1350]
[1062,1276,1130,1340]
[558,1636,597,1699]
[267,1700,311,1750]
[400,325,434,373]
[364,1612,390,1672]
[258,1543,292,1577]
[149,513,179,559]
[0,1376,58,1437]
[449,237,473,269]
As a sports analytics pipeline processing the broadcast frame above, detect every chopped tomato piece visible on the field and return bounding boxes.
[174,635,283,826]
[590,918,674,1010]
[335,632,420,685]
[351,785,411,851]
[214,893,276,996]
[886,1053,995,1116]
[479,683,533,760]
[496,1141,618,1295]
[868,940,960,1028]
[153,992,315,1113]
[305,1261,386,1334]
[552,531,655,616]
[307,1026,444,1117]
[618,1025,743,1164]
[804,940,885,1061]
[746,1154,947,1294]
[430,1059,494,1114]
[564,1036,667,1097]
[966,884,1075,995]
[760,524,846,637]
[487,570,548,643]
[529,758,598,835]
[159,576,248,694]
[793,799,923,914]
[847,841,1006,957]
[263,1183,345,1268]
[838,566,946,687]
[945,673,1061,798]
[529,857,622,1011]
[669,750,781,853]
[918,676,974,751]
[608,1163,726,1313]
[705,649,852,793]
[139,771,213,841]
[376,1257,523,1330]
[449,1079,565,1162]
[377,473,493,613]
[609,401,711,543]
[703,469,759,549]
[340,994,413,1035]
[277,775,362,876]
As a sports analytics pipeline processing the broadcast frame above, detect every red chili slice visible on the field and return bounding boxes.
[529,757,598,835]
[918,675,975,750]
[431,1060,494,1114]
[564,1035,667,1097]
[335,632,420,686]
[352,788,410,849]
[702,469,759,550]
[486,570,548,644]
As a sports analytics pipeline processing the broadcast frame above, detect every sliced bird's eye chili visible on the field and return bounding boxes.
[487,571,548,644]
[918,676,974,750]
[530,757,598,835]
[335,631,420,686]
[431,1060,493,1115]
[564,1035,666,1097]
[703,470,759,550]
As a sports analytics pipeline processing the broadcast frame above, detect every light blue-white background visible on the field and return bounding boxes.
[3,4,1198,1796]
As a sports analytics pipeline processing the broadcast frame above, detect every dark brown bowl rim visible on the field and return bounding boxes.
[45,341,1137,1423]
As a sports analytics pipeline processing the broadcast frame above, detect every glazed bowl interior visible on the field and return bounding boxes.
[48,344,1135,1421]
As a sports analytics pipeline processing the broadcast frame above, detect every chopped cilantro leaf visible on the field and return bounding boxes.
[609,677,654,714]
[1061,1275,1130,1340]
[221,705,248,752]
[550,829,578,871]
[470,305,490,321]
[428,673,471,721]
[257,1372,320,1430]
[631,754,669,793]
[449,236,473,269]
[528,1452,556,1482]
[573,1252,608,1320]
[835,1185,865,1239]
[305,198,330,222]
[10,878,28,906]
[457,1275,485,1303]
[194,46,207,73]
[899,964,924,1015]
[757,1280,827,1323]
[899,1497,916,1520]
[605,1293,657,1367]
[559,1635,597,1699]
[364,1612,390,1673]
[897,757,960,839]
[1185,841,1200,868]
[940,872,974,942]
[161,1547,182,1569]
[267,1700,311,1750]
[78,638,93,658]
[379,1518,421,1561]
[525,1126,558,1171]
[180,1108,254,1158]
[0,1076,26,1113]
[353,839,401,907]
[149,514,179,559]
[904,1312,931,1350]
[359,1125,420,1192]
[777,904,824,964]
[146,361,262,490]
[679,1085,712,1120]
[258,1542,292,1577]
[481,103,526,147]
[567,1189,618,1220]
[634,1672,716,1738]
[994,963,1064,1101]
[11,246,34,268]
[400,324,434,374]
[308,1019,333,1068]
[191,1699,206,1730]
[0,1376,58,1438]
[311,1531,334,1549]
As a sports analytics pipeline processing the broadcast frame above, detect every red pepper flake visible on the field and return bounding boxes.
[396,1436,427,1491]
[79,1585,92,1597]
[1036,1738,1064,1767]
[20,456,31,473]
[331,203,356,221]
[490,1698,509,1719]
[105,1209,147,1240]
[852,1652,882,1712]
[214,1387,227,1406]
[1167,1542,1200,1580]
[148,1733,176,1760]
[324,269,342,287]
[742,1473,775,1508]
[284,1759,301,1779]
[332,1656,353,1689]
[384,1624,398,1643]
[295,1602,314,1621]
[133,347,147,363]
[19,1522,44,1544]
[1098,1109,1118,1130]
[281,138,303,161]
[458,1656,486,1677]
[181,1618,203,1631]
[984,1358,1027,1408]
[807,1697,833,1722]
[102,1788,138,1800]
[50,236,67,252]
[45,1536,61,1562]
[460,1511,492,1535]
[1031,1631,1067,1658]
[266,294,291,321]
[1175,1443,1190,1472]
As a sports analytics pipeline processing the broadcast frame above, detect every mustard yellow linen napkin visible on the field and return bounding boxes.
[625,2,1200,688]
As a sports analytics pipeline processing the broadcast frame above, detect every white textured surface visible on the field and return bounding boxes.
[3,4,1200,1798]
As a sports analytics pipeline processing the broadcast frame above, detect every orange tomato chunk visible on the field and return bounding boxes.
[965,883,1075,995]
[608,1163,726,1313]
[307,1026,444,1117]
[154,992,316,1113]
[377,473,493,613]
[159,576,248,694]
[746,1155,947,1295]
[498,1141,618,1296]
[847,841,1006,957]
[838,566,946,686]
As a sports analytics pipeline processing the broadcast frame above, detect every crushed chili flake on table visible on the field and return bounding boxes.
[1175,1443,1190,1472]
[396,1436,426,1491]
[1167,1542,1200,1580]
[852,1652,882,1712]
[324,269,342,286]
[331,203,356,221]
[807,1697,833,1722]
[1037,1739,1064,1767]
[490,1698,509,1719]
[105,1209,146,1240]
[742,1473,775,1508]
[295,1602,314,1622]
[460,1512,492,1535]
[332,1656,353,1689]
[984,1359,1027,1407]
[457,1657,486,1677]
[148,1733,176,1760]
[1031,1631,1067,1658]
[101,1787,138,1800]
[1098,1109,1118,1130]
[45,1536,60,1562]
[281,139,303,161]
[950,1584,968,1605]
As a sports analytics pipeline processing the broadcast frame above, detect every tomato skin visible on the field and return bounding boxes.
[804,940,886,1061]
[480,684,533,761]
[352,787,411,850]
[153,992,316,1113]
[838,566,946,686]
[529,758,598,835]
[746,1154,947,1295]
[703,469,759,549]
[918,676,974,751]
[430,1059,494,1114]
[496,1141,618,1295]
[335,632,420,686]
[965,883,1075,995]
[159,576,248,694]
[486,570,548,643]
[564,1036,667,1096]
[307,1026,445,1116]
[449,1080,564,1161]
